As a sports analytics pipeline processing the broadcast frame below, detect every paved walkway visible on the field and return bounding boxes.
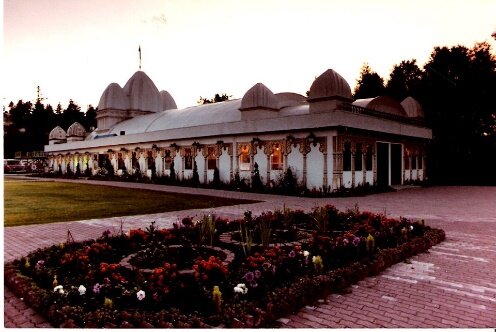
[4,177,496,328]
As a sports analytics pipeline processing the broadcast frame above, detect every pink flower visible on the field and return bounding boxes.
[244,272,254,282]
[136,290,146,301]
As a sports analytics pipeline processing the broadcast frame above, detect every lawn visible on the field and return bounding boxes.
[3,180,257,227]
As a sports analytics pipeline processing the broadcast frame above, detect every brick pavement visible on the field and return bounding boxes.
[4,177,496,328]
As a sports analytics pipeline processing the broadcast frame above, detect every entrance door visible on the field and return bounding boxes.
[391,144,402,185]
[376,142,389,187]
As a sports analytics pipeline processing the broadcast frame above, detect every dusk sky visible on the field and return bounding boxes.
[2,0,495,111]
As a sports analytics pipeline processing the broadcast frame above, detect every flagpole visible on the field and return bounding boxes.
[139,45,142,70]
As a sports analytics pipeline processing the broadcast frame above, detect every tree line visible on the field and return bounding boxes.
[3,97,97,158]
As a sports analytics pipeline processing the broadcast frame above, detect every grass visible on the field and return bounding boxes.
[4,179,258,227]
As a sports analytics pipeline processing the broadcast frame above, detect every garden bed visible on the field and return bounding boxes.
[4,206,445,328]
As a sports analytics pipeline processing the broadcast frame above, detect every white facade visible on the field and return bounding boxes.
[45,68,431,191]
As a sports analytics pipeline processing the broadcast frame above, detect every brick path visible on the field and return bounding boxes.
[4,177,496,328]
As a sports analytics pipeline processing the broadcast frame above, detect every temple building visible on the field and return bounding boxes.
[45,68,430,191]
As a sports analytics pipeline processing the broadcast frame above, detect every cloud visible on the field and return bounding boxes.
[141,13,167,26]
[151,13,167,25]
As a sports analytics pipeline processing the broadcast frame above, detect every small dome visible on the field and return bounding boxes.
[160,90,177,110]
[123,71,162,112]
[67,122,86,137]
[308,69,352,101]
[240,83,279,110]
[98,83,130,110]
[401,97,424,118]
[49,126,66,140]
[275,92,307,108]
[353,96,407,117]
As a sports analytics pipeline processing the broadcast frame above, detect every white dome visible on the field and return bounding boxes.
[308,69,352,101]
[98,83,130,110]
[240,83,279,110]
[49,126,66,140]
[160,90,177,110]
[123,71,162,112]
[353,96,407,117]
[401,97,424,118]
[67,122,86,137]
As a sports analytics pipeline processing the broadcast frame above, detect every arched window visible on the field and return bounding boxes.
[117,153,125,169]
[343,141,352,171]
[365,145,373,171]
[164,149,172,170]
[270,144,283,171]
[184,148,193,170]
[147,151,155,171]
[207,147,217,170]
[355,143,363,171]
[239,145,250,171]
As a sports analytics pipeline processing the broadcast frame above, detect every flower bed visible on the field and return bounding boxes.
[4,206,445,328]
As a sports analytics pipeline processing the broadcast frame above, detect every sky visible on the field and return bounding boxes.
[2,0,496,112]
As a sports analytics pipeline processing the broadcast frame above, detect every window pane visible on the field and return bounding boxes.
[208,157,217,170]
[343,142,351,171]
[365,146,373,171]
[355,143,362,171]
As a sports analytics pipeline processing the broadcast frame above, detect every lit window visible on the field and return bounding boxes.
[270,144,283,171]
[355,143,362,171]
[343,141,352,171]
[164,150,172,169]
[207,147,217,170]
[239,145,250,171]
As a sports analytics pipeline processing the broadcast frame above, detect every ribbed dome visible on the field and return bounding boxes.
[123,71,162,112]
[67,122,86,137]
[353,96,407,117]
[49,126,66,140]
[308,69,352,101]
[240,83,279,110]
[401,97,424,118]
[160,90,177,110]
[98,83,130,110]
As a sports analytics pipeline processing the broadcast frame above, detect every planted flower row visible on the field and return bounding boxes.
[4,205,445,328]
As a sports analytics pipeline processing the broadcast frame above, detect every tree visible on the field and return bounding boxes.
[197,93,231,105]
[385,59,423,101]
[417,42,496,184]
[85,105,97,130]
[61,99,85,129]
[353,63,386,99]
[192,161,200,187]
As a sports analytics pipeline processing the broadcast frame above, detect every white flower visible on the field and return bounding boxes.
[303,250,310,257]
[53,285,64,294]
[78,285,86,296]
[136,290,146,301]
[234,283,248,294]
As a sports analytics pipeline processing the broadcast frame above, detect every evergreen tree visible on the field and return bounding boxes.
[353,63,386,99]
[192,161,200,187]
[251,162,264,192]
